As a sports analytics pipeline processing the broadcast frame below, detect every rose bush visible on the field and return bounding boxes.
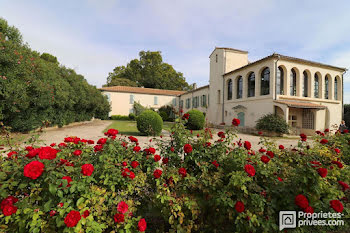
[1,117,350,232]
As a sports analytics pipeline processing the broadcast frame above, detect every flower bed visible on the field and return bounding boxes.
[1,118,349,232]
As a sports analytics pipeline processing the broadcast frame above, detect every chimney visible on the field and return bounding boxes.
[192,83,197,89]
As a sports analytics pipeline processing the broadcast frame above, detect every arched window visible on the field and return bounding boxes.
[325,76,329,99]
[303,71,308,97]
[248,72,255,97]
[314,73,319,98]
[227,79,232,100]
[236,76,243,99]
[261,68,270,95]
[277,67,284,95]
[290,69,297,96]
[334,77,338,100]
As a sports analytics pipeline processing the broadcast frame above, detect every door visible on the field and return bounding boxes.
[237,112,245,127]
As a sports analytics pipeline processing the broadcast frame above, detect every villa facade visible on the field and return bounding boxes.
[101,47,346,135]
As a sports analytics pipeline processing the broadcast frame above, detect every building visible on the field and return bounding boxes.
[101,47,346,135]
[100,86,185,116]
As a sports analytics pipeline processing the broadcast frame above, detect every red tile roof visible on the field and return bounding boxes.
[274,100,327,109]
[100,86,186,96]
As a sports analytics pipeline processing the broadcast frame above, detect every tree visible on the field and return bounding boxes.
[105,51,191,91]
[40,53,59,65]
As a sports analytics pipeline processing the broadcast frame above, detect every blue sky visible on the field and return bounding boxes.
[1,0,350,102]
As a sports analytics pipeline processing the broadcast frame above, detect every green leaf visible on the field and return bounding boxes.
[77,197,85,207]
[49,184,57,195]
[44,200,52,212]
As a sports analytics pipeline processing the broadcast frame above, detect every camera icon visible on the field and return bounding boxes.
[279,211,296,231]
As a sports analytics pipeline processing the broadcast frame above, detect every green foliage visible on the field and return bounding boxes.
[1,119,350,232]
[105,51,192,91]
[256,113,289,134]
[344,104,350,126]
[128,113,136,120]
[158,105,175,122]
[132,102,147,116]
[186,109,205,130]
[110,115,130,121]
[136,110,163,136]
[0,18,110,132]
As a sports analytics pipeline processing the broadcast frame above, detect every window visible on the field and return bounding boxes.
[248,72,255,97]
[216,54,218,63]
[237,76,243,99]
[325,76,329,99]
[227,79,232,100]
[130,94,134,104]
[217,90,221,103]
[334,77,338,100]
[201,95,207,106]
[172,98,176,106]
[261,68,270,95]
[303,71,308,97]
[302,109,314,129]
[192,96,199,108]
[186,98,191,109]
[180,100,184,108]
[105,93,111,102]
[290,69,297,96]
[277,67,284,95]
[154,96,158,105]
[314,73,319,98]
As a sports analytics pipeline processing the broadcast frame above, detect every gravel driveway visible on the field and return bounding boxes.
[37,120,300,150]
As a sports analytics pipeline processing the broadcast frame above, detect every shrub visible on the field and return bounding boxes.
[158,105,175,122]
[159,111,168,121]
[186,109,205,130]
[128,113,136,120]
[256,113,289,134]
[1,119,350,232]
[133,102,147,116]
[136,110,163,136]
[110,115,130,121]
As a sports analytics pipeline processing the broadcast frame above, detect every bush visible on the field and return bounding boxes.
[136,110,163,136]
[128,113,136,120]
[158,105,175,122]
[110,115,130,121]
[186,109,205,130]
[256,113,289,134]
[1,119,349,232]
[159,111,168,121]
[133,102,147,116]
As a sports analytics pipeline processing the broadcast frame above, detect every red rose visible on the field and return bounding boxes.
[133,146,141,152]
[24,161,45,179]
[2,205,17,216]
[64,137,74,143]
[128,136,138,143]
[259,148,266,153]
[304,206,314,213]
[317,168,328,178]
[148,147,156,154]
[295,194,309,209]
[182,113,189,120]
[58,202,64,207]
[217,131,225,138]
[105,128,118,137]
[0,196,18,210]
[334,148,341,154]
[170,147,175,152]
[300,133,307,141]
[81,164,94,176]
[117,201,128,214]
[244,164,255,177]
[25,146,34,151]
[73,150,82,156]
[344,129,349,134]
[97,138,107,145]
[266,151,274,158]
[64,210,81,227]
[122,161,127,167]
[114,213,125,223]
[129,171,135,180]
[338,181,349,191]
[154,155,161,162]
[88,140,94,144]
[205,142,211,147]
[162,158,169,164]
[310,160,322,167]
[212,160,219,168]
[320,139,328,145]
[138,218,147,232]
[26,148,39,158]
[232,118,240,126]
[38,146,58,160]
[184,144,192,154]
[7,151,17,158]
[279,145,285,150]
[82,210,89,218]
[258,131,263,135]
[324,128,330,133]
[330,200,343,213]
[153,169,162,179]
[131,161,139,168]
[261,155,270,164]
[58,143,67,148]
[179,167,187,177]
[61,176,72,187]
[244,141,251,150]
[235,201,245,213]
[277,177,283,182]
[49,210,57,216]
[332,161,343,168]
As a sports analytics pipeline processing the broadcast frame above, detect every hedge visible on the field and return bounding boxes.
[136,110,163,136]
[0,18,110,132]
[256,114,289,134]
[186,109,205,130]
